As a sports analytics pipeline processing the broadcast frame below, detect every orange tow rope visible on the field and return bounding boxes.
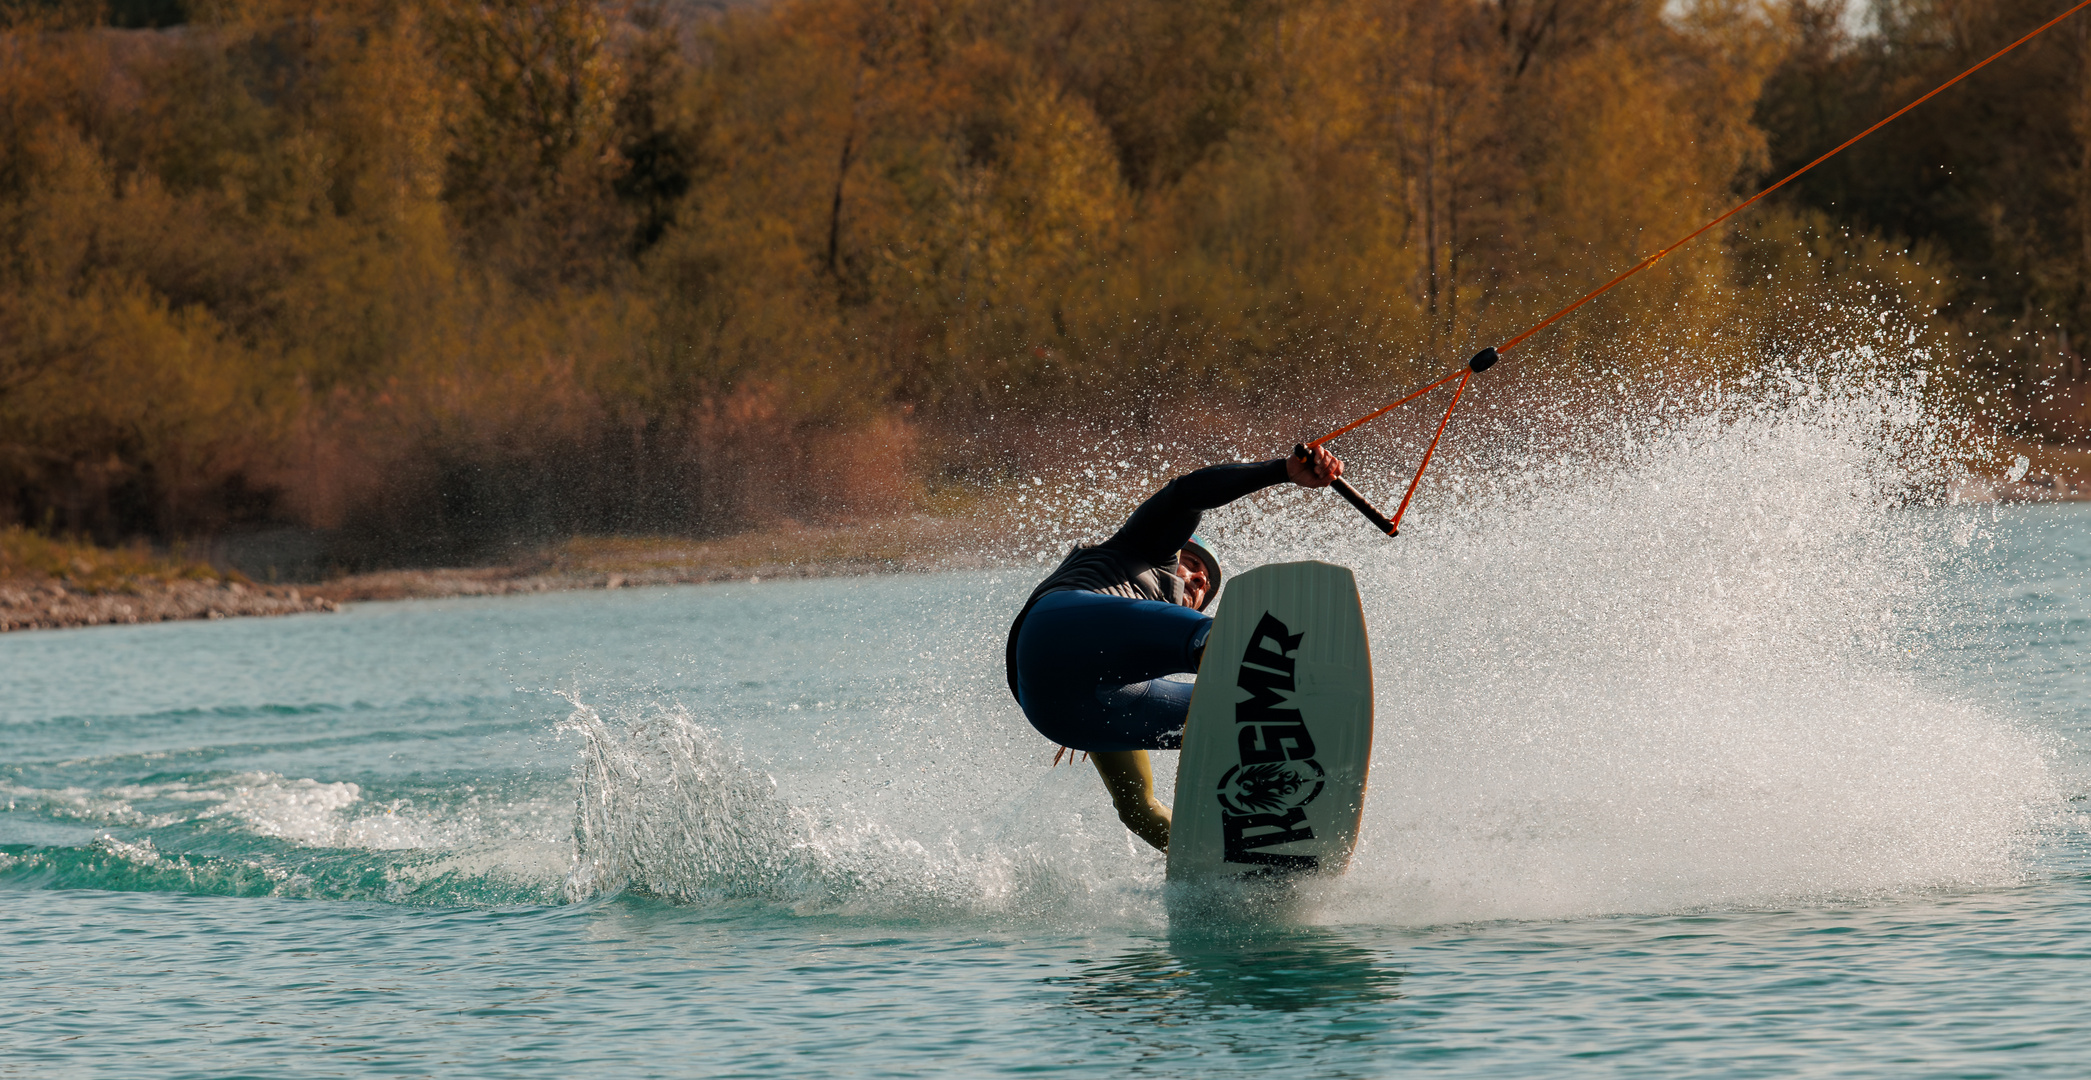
[1389,369,1471,534]
[1308,0,2091,531]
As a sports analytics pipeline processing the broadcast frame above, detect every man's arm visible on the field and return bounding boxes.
[1100,448,1342,566]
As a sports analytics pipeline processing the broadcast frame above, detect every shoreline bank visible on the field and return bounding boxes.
[0,579,337,632]
[5,463,2086,635]
[1,517,994,634]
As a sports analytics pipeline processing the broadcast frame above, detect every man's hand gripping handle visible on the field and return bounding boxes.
[1293,444,1396,536]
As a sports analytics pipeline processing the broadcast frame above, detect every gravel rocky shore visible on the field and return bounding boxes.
[0,579,337,632]
[0,517,989,633]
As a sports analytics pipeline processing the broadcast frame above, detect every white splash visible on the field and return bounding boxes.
[1216,361,2063,921]
[553,340,2065,926]
[558,697,1162,920]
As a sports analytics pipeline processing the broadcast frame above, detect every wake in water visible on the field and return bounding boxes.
[560,335,2066,925]
[0,770,573,904]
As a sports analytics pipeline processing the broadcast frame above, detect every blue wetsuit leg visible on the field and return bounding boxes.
[1013,590,1213,753]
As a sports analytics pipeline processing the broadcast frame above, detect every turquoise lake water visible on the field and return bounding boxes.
[6,401,2091,1075]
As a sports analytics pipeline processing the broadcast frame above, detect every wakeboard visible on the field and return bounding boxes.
[1165,560,1373,884]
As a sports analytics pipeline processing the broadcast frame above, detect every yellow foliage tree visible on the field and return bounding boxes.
[0,0,2056,558]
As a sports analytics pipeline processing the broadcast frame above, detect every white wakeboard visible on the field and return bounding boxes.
[1166,560,1373,883]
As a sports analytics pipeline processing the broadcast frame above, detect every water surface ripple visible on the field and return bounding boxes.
[5,490,2089,1074]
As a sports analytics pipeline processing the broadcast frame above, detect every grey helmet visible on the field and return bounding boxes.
[1179,532,1222,610]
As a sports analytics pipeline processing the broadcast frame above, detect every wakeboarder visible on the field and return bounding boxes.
[1004,446,1344,851]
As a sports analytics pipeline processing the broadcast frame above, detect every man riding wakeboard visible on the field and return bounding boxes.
[1005,445,1344,851]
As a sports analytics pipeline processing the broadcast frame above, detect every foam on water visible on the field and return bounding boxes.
[558,346,2066,926]
[0,771,569,851]
[0,770,574,903]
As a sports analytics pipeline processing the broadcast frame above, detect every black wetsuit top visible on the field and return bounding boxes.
[1004,458,1290,701]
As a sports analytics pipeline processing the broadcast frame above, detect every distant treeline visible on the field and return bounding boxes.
[0,0,2081,564]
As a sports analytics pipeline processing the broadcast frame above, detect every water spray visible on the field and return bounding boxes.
[1294,347,1498,536]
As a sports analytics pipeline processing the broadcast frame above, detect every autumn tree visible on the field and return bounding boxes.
[0,0,2077,557]
[1759,0,2091,430]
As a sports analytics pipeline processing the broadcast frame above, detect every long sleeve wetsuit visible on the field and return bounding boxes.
[1003,459,1291,751]
[1089,458,1290,580]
